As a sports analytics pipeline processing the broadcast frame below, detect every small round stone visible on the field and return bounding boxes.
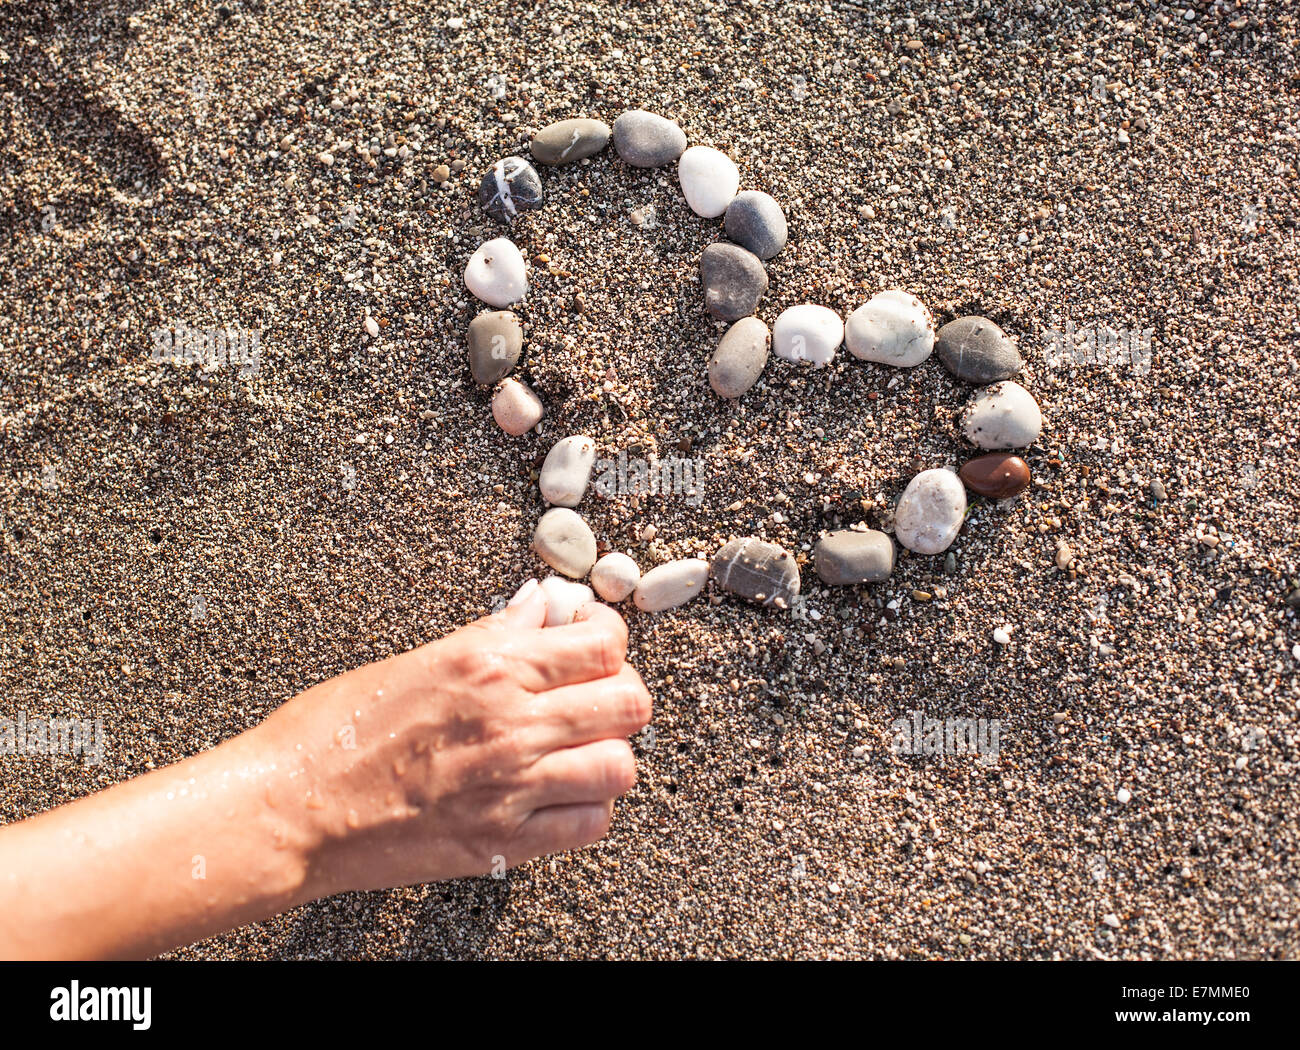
[710,538,800,609]
[677,145,740,218]
[813,530,895,585]
[708,317,770,399]
[532,508,597,579]
[935,316,1024,383]
[723,191,787,259]
[894,468,967,555]
[772,304,843,367]
[539,576,595,626]
[612,110,687,168]
[477,157,544,222]
[467,310,522,384]
[539,435,597,507]
[591,553,640,602]
[958,452,1032,498]
[531,118,611,165]
[633,558,709,613]
[491,378,543,436]
[845,290,935,367]
[464,237,527,307]
[699,242,768,321]
[961,381,1043,449]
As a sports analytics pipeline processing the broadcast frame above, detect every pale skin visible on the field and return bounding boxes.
[0,580,651,959]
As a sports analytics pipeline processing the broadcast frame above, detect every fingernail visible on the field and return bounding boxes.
[507,578,540,606]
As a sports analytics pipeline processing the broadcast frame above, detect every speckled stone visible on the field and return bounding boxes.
[612,110,687,168]
[723,191,787,260]
[935,316,1023,383]
[531,118,611,165]
[633,559,709,613]
[532,508,597,579]
[959,453,1032,498]
[813,530,895,585]
[699,242,768,321]
[466,310,522,384]
[894,469,967,555]
[708,317,770,399]
[960,381,1043,449]
[477,157,544,222]
[710,538,800,609]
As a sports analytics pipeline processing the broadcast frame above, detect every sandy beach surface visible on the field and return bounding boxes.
[1,0,1297,959]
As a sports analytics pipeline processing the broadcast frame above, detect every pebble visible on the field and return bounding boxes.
[723,191,787,259]
[532,508,597,579]
[539,435,596,507]
[844,290,935,367]
[464,237,527,307]
[708,317,770,398]
[539,576,595,627]
[477,157,544,222]
[772,304,843,367]
[611,110,687,168]
[699,242,768,321]
[530,118,611,165]
[710,538,800,608]
[590,553,641,602]
[677,145,739,218]
[633,558,709,613]
[894,469,967,555]
[466,309,522,385]
[813,529,894,585]
[958,452,1032,499]
[1116,787,1132,805]
[491,378,543,436]
[993,627,1012,645]
[935,316,1024,383]
[961,381,1043,449]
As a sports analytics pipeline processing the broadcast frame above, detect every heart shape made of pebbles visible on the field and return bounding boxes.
[462,109,1045,621]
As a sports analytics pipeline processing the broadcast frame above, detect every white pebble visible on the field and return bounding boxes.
[772,304,844,368]
[677,145,740,218]
[961,381,1043,450]
[894,468,967,555]
[464,237,527,308]
[844,290,935,367]
[1116,787,1132,804]
[539,435,596,507]
[992,627,1011,645]
[364,315,379,338]
[633,559,709,613]
[591,553,641,602]
[539,576,595,627]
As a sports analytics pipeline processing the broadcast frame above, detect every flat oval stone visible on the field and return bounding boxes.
[708,317,770,399]
[678,145,739,218]
[773,304,843,367]
[590,552,640,602]
[894,468,967,555]
[491,378,543,436]
[724,191,787,259]
[959,453,1032,499]
[935,316,1023,383]
[467,310,522,384]
[710,538,800,609]
[633,558,709,613]
[813,529,895,585]
[539,576,595,626]
[532,508,597,578]
[531,118,610,165]
[612,110,686,168]
[539,435,596,507]
[961,381,1043,449]
[699,242,767,321]
[845,290,935,367]
[477,157,544,222]
[464,237,527,307]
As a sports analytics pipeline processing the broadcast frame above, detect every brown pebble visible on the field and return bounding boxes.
[432,164,450,183]
[958,453,1031,499]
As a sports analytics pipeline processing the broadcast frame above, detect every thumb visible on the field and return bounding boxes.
[491,578,548,629]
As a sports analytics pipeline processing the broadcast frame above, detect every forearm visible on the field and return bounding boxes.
[0,728,324,960]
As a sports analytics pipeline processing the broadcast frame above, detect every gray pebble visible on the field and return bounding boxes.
[935,316,1024,384]
[699,242,768,320]
[633,558,709,613]
[532,508,597,579]
[477,157,544,223]
[813,530,895,585]
[539,435,596,507]
[708,317,770,399]
[466,310,522,384]
[531,118,611,165]
[612,110,687,168]
[724,191,787,260]
[711,538,800,609]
